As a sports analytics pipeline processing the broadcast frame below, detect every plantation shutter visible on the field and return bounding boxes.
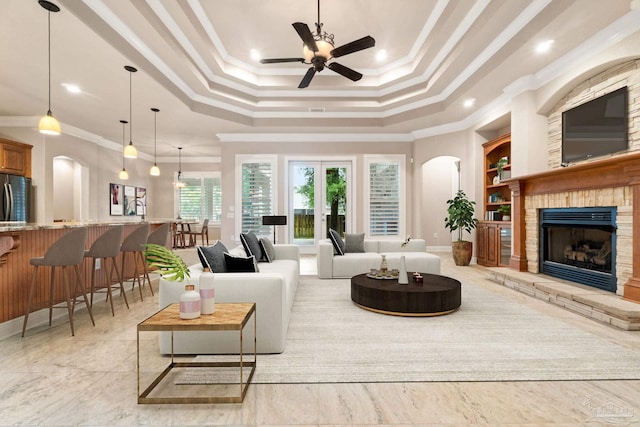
[178,175,221,222]
[241,162,273,235]
[369,162,400,236]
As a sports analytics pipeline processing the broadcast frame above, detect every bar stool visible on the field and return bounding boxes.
[186,218,209,246]
[147,223,171,248]
[84,225,128,316]
[120,223,152,301]
[22,227,94,337]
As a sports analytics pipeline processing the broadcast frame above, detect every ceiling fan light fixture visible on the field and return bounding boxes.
[303,35,334,62]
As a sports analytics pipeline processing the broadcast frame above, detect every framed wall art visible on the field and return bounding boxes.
[136,187,147,216]
[124,185,136,216]
[110,183,123,216]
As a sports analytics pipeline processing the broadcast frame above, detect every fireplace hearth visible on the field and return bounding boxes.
[540,207,616,292]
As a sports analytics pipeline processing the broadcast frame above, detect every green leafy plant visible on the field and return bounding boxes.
[497,204,511,215]
[145,243,191,282]
[444,190,478,242]
[496,157,508,178]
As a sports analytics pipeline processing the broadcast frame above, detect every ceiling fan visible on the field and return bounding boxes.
[259,0,375,88]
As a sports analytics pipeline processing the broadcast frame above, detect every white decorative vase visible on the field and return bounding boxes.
[398,255,409,285]
[199,268,216,315]
[179,284,201,319]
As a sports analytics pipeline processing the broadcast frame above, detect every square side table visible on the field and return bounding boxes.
[137,302,256,404]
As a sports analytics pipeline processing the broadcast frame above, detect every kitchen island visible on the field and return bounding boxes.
[0,221,169,331]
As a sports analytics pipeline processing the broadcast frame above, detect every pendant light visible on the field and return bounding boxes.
[174,147,186,188]
[123,65,138,158]
[118,120,129,180]
[149,108,160,176]
[38,0,61,135]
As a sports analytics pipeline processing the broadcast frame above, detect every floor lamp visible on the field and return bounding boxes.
[262,215,287,244]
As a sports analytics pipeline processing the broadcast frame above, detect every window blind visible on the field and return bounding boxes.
[241,162,272,235]
[369,162,400,236]
[178,176,221,222]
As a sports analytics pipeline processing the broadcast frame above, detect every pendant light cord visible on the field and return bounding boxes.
[122,121,126,169]
[154,111,157,161]
[129,72,133,144]
[47,10,52,114]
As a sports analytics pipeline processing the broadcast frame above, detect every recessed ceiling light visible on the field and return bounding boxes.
[62,83,81,94]
[463,98,475,108]
[536,39,554,54]
[375,49,388,62]
[250,49,261,62]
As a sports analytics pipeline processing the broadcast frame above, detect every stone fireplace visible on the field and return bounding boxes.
[539,207,616,292]
[505,152,640,303]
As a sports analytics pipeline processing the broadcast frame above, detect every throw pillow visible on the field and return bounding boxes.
[344,233,365,253]
[328,228,345,256]
[224,252,259,273]
[259,237,276,263]
[240,231,266,262]
[196,241,228,273]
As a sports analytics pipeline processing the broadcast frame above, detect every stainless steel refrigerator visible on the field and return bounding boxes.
[1,173,32,222]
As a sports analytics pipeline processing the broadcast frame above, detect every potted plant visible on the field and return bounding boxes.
[444,189,478,266]
[145,243,191,282]
[497,204,511,221]
[496,157,508,181]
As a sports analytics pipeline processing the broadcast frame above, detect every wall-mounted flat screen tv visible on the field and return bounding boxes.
[562,86,628,164]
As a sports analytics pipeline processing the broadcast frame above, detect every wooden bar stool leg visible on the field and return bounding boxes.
[62,266,75,336]
[90,259,97,307]
[103,257,115,316]
[138,251,154,296]
[74,264,95,326]
[111,257,129,309]
[49,266,56,326]
[22,266,39,337]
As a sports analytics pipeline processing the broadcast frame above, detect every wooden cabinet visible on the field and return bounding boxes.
[477,133,511,267]
[477,221,511,267]
[0,139,32,177]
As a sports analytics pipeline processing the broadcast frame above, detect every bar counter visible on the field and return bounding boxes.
[0,220,169,325]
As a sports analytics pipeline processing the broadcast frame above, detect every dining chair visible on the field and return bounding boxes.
[119,223,152,301]
[22,227,94,337]
[84,225,128,316]
[187,218,209,246]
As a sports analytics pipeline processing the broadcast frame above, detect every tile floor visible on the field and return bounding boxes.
[2,252,640,426]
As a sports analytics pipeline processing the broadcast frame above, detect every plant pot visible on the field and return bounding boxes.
[452,241,473,266]
[502,215,510,221]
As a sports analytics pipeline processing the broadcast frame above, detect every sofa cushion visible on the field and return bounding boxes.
[260,237,276,262]
[197,241,228,272]
[240,231,265,261]
[344,233,365,253]
[224,252,259,272]
[328,228,345,255]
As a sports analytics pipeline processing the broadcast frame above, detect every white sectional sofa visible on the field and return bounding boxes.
[158,244,299,354]
[317,238,440,279]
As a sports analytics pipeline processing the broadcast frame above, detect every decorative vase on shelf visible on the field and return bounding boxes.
[398,255,409,285]
[380,254,388,275]
[179,284,201,319]
[199,268,216,314]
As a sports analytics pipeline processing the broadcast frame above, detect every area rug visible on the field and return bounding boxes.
[176,276,640,384]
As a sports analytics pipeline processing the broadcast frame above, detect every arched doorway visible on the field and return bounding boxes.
[421,156,460,249]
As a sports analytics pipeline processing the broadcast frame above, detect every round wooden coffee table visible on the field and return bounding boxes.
[350,273,461,316]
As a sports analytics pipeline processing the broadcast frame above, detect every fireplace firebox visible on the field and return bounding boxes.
[539,207,616,292]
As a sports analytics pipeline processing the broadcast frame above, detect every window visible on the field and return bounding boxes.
[236,155,277,236]
[177,172,221,223]
[365,155,406,238]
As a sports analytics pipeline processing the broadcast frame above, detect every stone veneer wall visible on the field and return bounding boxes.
[524,60,640,295]
[524,188,632,295]
[547,59,640,168]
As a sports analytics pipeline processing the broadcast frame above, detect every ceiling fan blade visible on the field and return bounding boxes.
[298,67,316,89]
[330,36,376,58]
[292,22,318,53]
[260,58,305,64]
[327,62,363,81]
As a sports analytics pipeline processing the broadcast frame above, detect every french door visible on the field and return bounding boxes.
[288,160,352,253]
